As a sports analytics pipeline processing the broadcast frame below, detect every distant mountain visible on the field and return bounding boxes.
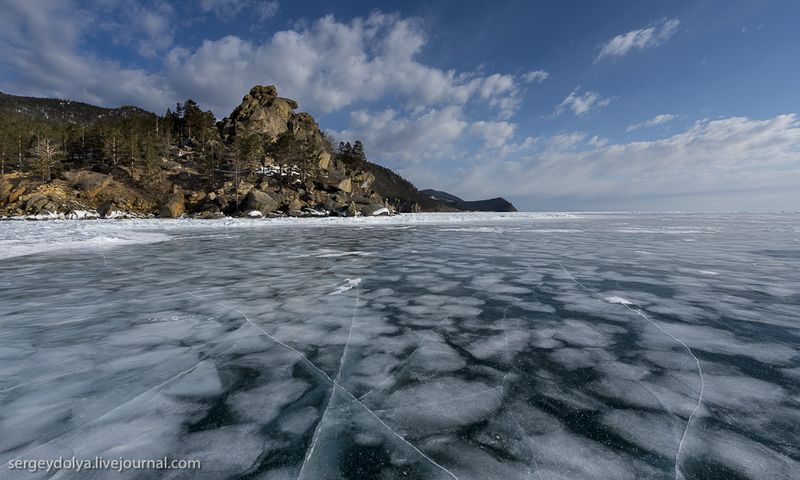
[0,91,154,124]
[420,189,517,212]
[362,162,455,212]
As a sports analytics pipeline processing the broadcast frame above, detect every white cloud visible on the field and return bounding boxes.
[469,121,517,149]
[596,17,680,62]
[522,70,549,84]
[0,5,532,121]
[334,106,468,164]
[450,114,800,210]
[588,135,608,148]
[112,2,175,57]
[626,113,676,132]
[0,0,173,110]
[555,87,611,117]
[258,1,280,20]
[198,0,279,21]
[165,12,534,117]
[547,132,587,150]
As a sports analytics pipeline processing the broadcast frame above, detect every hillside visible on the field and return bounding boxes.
[362,162,455,212]
[421,189,517,212]
[0,87,515,218]
[0,91,153,124]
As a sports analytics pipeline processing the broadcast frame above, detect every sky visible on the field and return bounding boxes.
[1,0,799,211]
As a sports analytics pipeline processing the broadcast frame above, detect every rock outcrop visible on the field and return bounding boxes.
[0,85,516,219]
[221,85,330,171]
[221,85,296,140]
[65,171,113,198]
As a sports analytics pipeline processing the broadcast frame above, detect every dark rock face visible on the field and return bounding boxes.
[159,194,185,218]
[25,192,62,214]
[67,171,113,198]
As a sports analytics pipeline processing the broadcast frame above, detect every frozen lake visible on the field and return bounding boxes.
[1,213,799,479]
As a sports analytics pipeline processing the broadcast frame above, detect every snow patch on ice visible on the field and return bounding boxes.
[605,296,633,305]
[0,232,171,260]
[330,278,362,295]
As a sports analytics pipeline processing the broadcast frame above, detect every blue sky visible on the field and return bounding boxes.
[1,0,799,211]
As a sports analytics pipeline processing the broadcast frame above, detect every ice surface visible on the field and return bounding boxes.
[1,212,799,479]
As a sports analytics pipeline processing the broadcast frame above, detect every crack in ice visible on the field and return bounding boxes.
[11,256,257,460]
[12,335,249,462]
[558,262,705,480]
[625,304,705,480]
[101,255,458,480]
[499,306,543,480]
[298,282,360,479]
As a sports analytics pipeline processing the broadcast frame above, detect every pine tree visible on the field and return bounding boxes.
[141,135,161,182]
[352,140,365,166]
[234,133,263,180]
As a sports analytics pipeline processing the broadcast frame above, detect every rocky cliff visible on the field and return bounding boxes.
[0,86,516,219]
[0,86,390,218]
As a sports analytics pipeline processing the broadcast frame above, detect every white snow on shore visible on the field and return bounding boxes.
[0,212,578,260]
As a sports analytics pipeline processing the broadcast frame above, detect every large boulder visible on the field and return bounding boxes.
[97,202,118,218]
[0,178,11,197]
[316,173,346,191]
[242,189,279,215]
[68,171,113,197]
[25,193,59,214]
[336,178,353,193]
[287,197,305,213]
[159,194,185,218]
[317,151,331,170]
[349,194,371,205]
[8,185,27,204]
[353,172,376,191]
[360,204,390,216]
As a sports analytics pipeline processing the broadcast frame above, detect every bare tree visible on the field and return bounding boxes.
[320,130,337,154]
[0,131,6,178]
[123,133,140,179]
[30,137,62,181]
[103,129,121,166]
